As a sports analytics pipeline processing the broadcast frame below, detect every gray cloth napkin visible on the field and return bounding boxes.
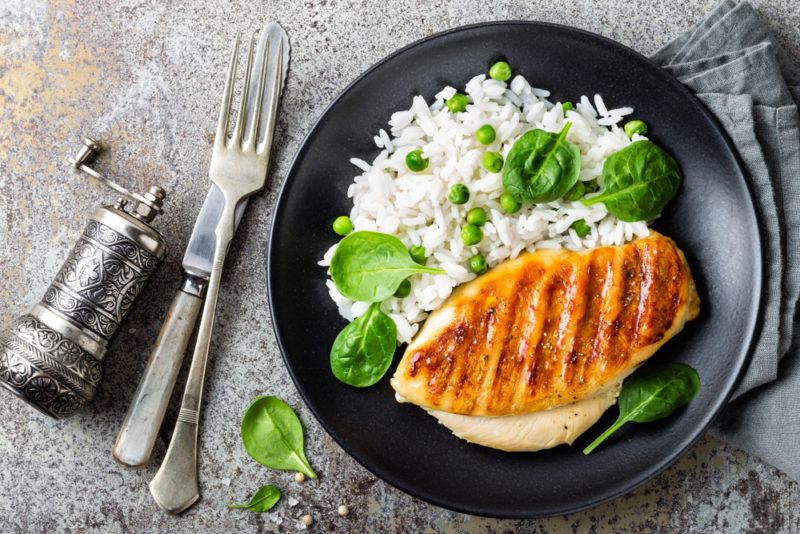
[652,0,800,481]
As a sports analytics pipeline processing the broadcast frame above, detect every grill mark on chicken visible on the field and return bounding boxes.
[445,316,480,407]
[606,244,644,369]
[474,294,508,413]
[450,284,498,412]
[486,272,532,413]
[470,301,502,413]
[391,232,699,417]
[484,265,542,413]
[557,257,590,390]
[571,248,614,392]
[582,248,623,384]
[524,264,575,407]
[506,265,554,413]
[638,238,685,346]
[424,322,462,398]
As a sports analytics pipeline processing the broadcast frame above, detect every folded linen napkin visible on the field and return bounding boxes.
[652,0,800,481]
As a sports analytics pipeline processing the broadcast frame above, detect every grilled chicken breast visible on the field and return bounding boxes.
[390,232,699,422]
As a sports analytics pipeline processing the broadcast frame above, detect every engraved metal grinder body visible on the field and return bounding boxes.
[0,139,168,418]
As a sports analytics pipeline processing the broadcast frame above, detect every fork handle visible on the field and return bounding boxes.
[113,285,204,468]
[149,203,235,514]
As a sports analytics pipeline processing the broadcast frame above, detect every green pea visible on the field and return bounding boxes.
[409,245,427,265]
[623,119,648,139]
[584,180,600,193]
[571,219,591,238]
[448,184,470,205]
[489,61,512,81]
[468,254,488,274]
[482,151,504,173]
[562,101,574,115]
[466,207,487,226]
[500,192,521,214]
[446,93,468,113]
[475,124,496,145]
[332,215,353,236]
[405,149,429,172]
[563,181,586,201]
[394,278,412,298]
[461,224,483,246]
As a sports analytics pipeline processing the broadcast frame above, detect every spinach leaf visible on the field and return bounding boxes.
[502,123,581,203]
[583,140,682,222]
[583,363,700,454]
[241,396,317,478]
[331,231,445,302]
[229,485,281,512]
[331,302,397,387]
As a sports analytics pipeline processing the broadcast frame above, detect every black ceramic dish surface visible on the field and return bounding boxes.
[268,22,762,518]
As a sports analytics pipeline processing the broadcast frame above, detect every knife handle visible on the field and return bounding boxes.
[113,284,204,468]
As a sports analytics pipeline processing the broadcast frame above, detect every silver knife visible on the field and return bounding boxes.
[112,30,290,468]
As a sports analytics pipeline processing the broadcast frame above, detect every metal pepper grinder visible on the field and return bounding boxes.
[0,138,168,418]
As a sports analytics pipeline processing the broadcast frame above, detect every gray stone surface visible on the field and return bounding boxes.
[0,0,799,532]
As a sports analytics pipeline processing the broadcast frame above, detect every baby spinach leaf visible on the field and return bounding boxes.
[502,123,581,203]
[330,231,445,302]
[331,302,397,387]
[583,363,700,454]
[583,140,682,222]
[241,396,317,478]
[229,485,281,512]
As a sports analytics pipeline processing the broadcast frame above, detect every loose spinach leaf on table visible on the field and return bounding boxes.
[583,363,701,454]
[583,140,682,222]
[330,231,445,302]
[502,123,581,203]
[229,485,281,512]
[330,302,397,387]
[241,396,317,478]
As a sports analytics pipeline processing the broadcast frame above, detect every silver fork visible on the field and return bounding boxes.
[149,25,287,514]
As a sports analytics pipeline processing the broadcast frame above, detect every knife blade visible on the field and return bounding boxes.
[182,185,247,281]
[113,25,290,468]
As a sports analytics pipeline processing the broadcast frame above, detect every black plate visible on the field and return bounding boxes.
[268,22,762,518]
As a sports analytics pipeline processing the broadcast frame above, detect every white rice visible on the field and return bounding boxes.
[319,73,650,344]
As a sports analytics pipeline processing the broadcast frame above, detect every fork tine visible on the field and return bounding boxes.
[243,33,269,152]
[231,32,257,148]
[215,36,240,147]
[256,36,284,155]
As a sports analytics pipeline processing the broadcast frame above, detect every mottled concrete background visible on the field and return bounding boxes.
[0,0,799,532]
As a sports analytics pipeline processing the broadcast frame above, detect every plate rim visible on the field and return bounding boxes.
[267,19,764,518]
